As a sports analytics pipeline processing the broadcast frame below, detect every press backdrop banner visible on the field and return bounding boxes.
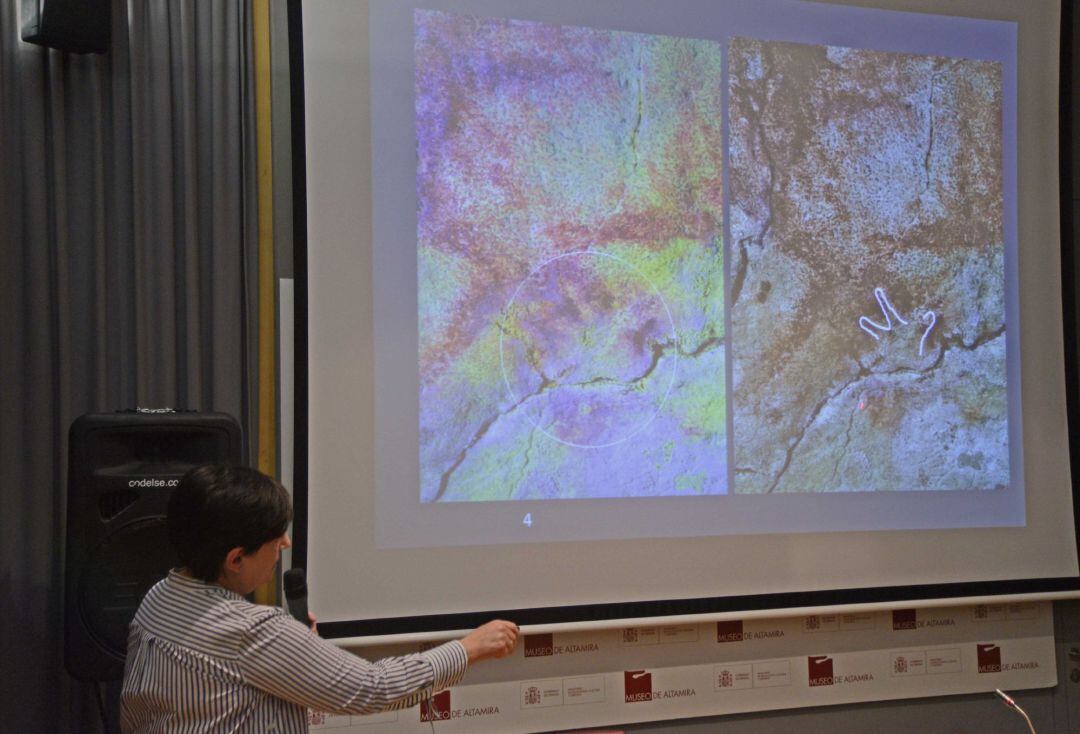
[308,602,1056,732]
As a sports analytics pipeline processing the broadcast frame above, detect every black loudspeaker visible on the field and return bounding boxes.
[64,410,243,681]
[21,0,111,54]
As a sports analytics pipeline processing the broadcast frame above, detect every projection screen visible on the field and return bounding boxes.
[291,0,1080,637]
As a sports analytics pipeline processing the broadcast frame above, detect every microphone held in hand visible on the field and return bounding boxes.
[283,568,310,627]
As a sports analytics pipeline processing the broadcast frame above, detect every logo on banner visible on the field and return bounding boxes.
[523,686,542,706]
[625,670,653,702]
[977,643,1040,673]
[808,655,876,686]
[717,620,744,643]
[716,620,786,642]
[420,692,451,722]
[523,632,599,657]
[623,670,697,703]
[892,609,957,630]
[808,656,834,686]
[892,610,917,631]
[977,644,1002,673]
[420,690,501,721]
[524,634,554,658]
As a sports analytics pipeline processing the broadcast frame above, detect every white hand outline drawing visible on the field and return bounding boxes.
[858,286,936,357]
[858,287,908,335]
[918,311,936,357]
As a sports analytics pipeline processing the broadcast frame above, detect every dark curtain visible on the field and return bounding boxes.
[0,1,259,730]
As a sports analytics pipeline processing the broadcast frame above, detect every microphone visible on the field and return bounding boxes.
[283,568,310,627]
[994,688,1017,708]
[994,689,1036,734]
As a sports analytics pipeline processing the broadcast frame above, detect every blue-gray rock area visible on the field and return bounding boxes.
[728,38,1008,493]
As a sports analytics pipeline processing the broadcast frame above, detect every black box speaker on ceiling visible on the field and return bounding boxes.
[64,410,243,681]
[21,0,111,54]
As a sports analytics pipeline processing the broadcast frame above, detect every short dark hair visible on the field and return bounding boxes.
[168,465,293,583]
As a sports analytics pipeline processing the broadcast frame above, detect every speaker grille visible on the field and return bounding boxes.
[78,517,176,658]
[98,489,139,521]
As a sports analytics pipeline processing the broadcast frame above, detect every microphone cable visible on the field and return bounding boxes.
[995,688,1037,734]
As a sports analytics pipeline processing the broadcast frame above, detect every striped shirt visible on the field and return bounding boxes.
[120,570,468,733]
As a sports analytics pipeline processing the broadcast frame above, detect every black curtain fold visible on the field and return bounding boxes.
[0,1,260,730]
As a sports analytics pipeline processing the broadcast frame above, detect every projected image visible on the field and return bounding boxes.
[728,39,1007,493]
[416,10,727,501]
